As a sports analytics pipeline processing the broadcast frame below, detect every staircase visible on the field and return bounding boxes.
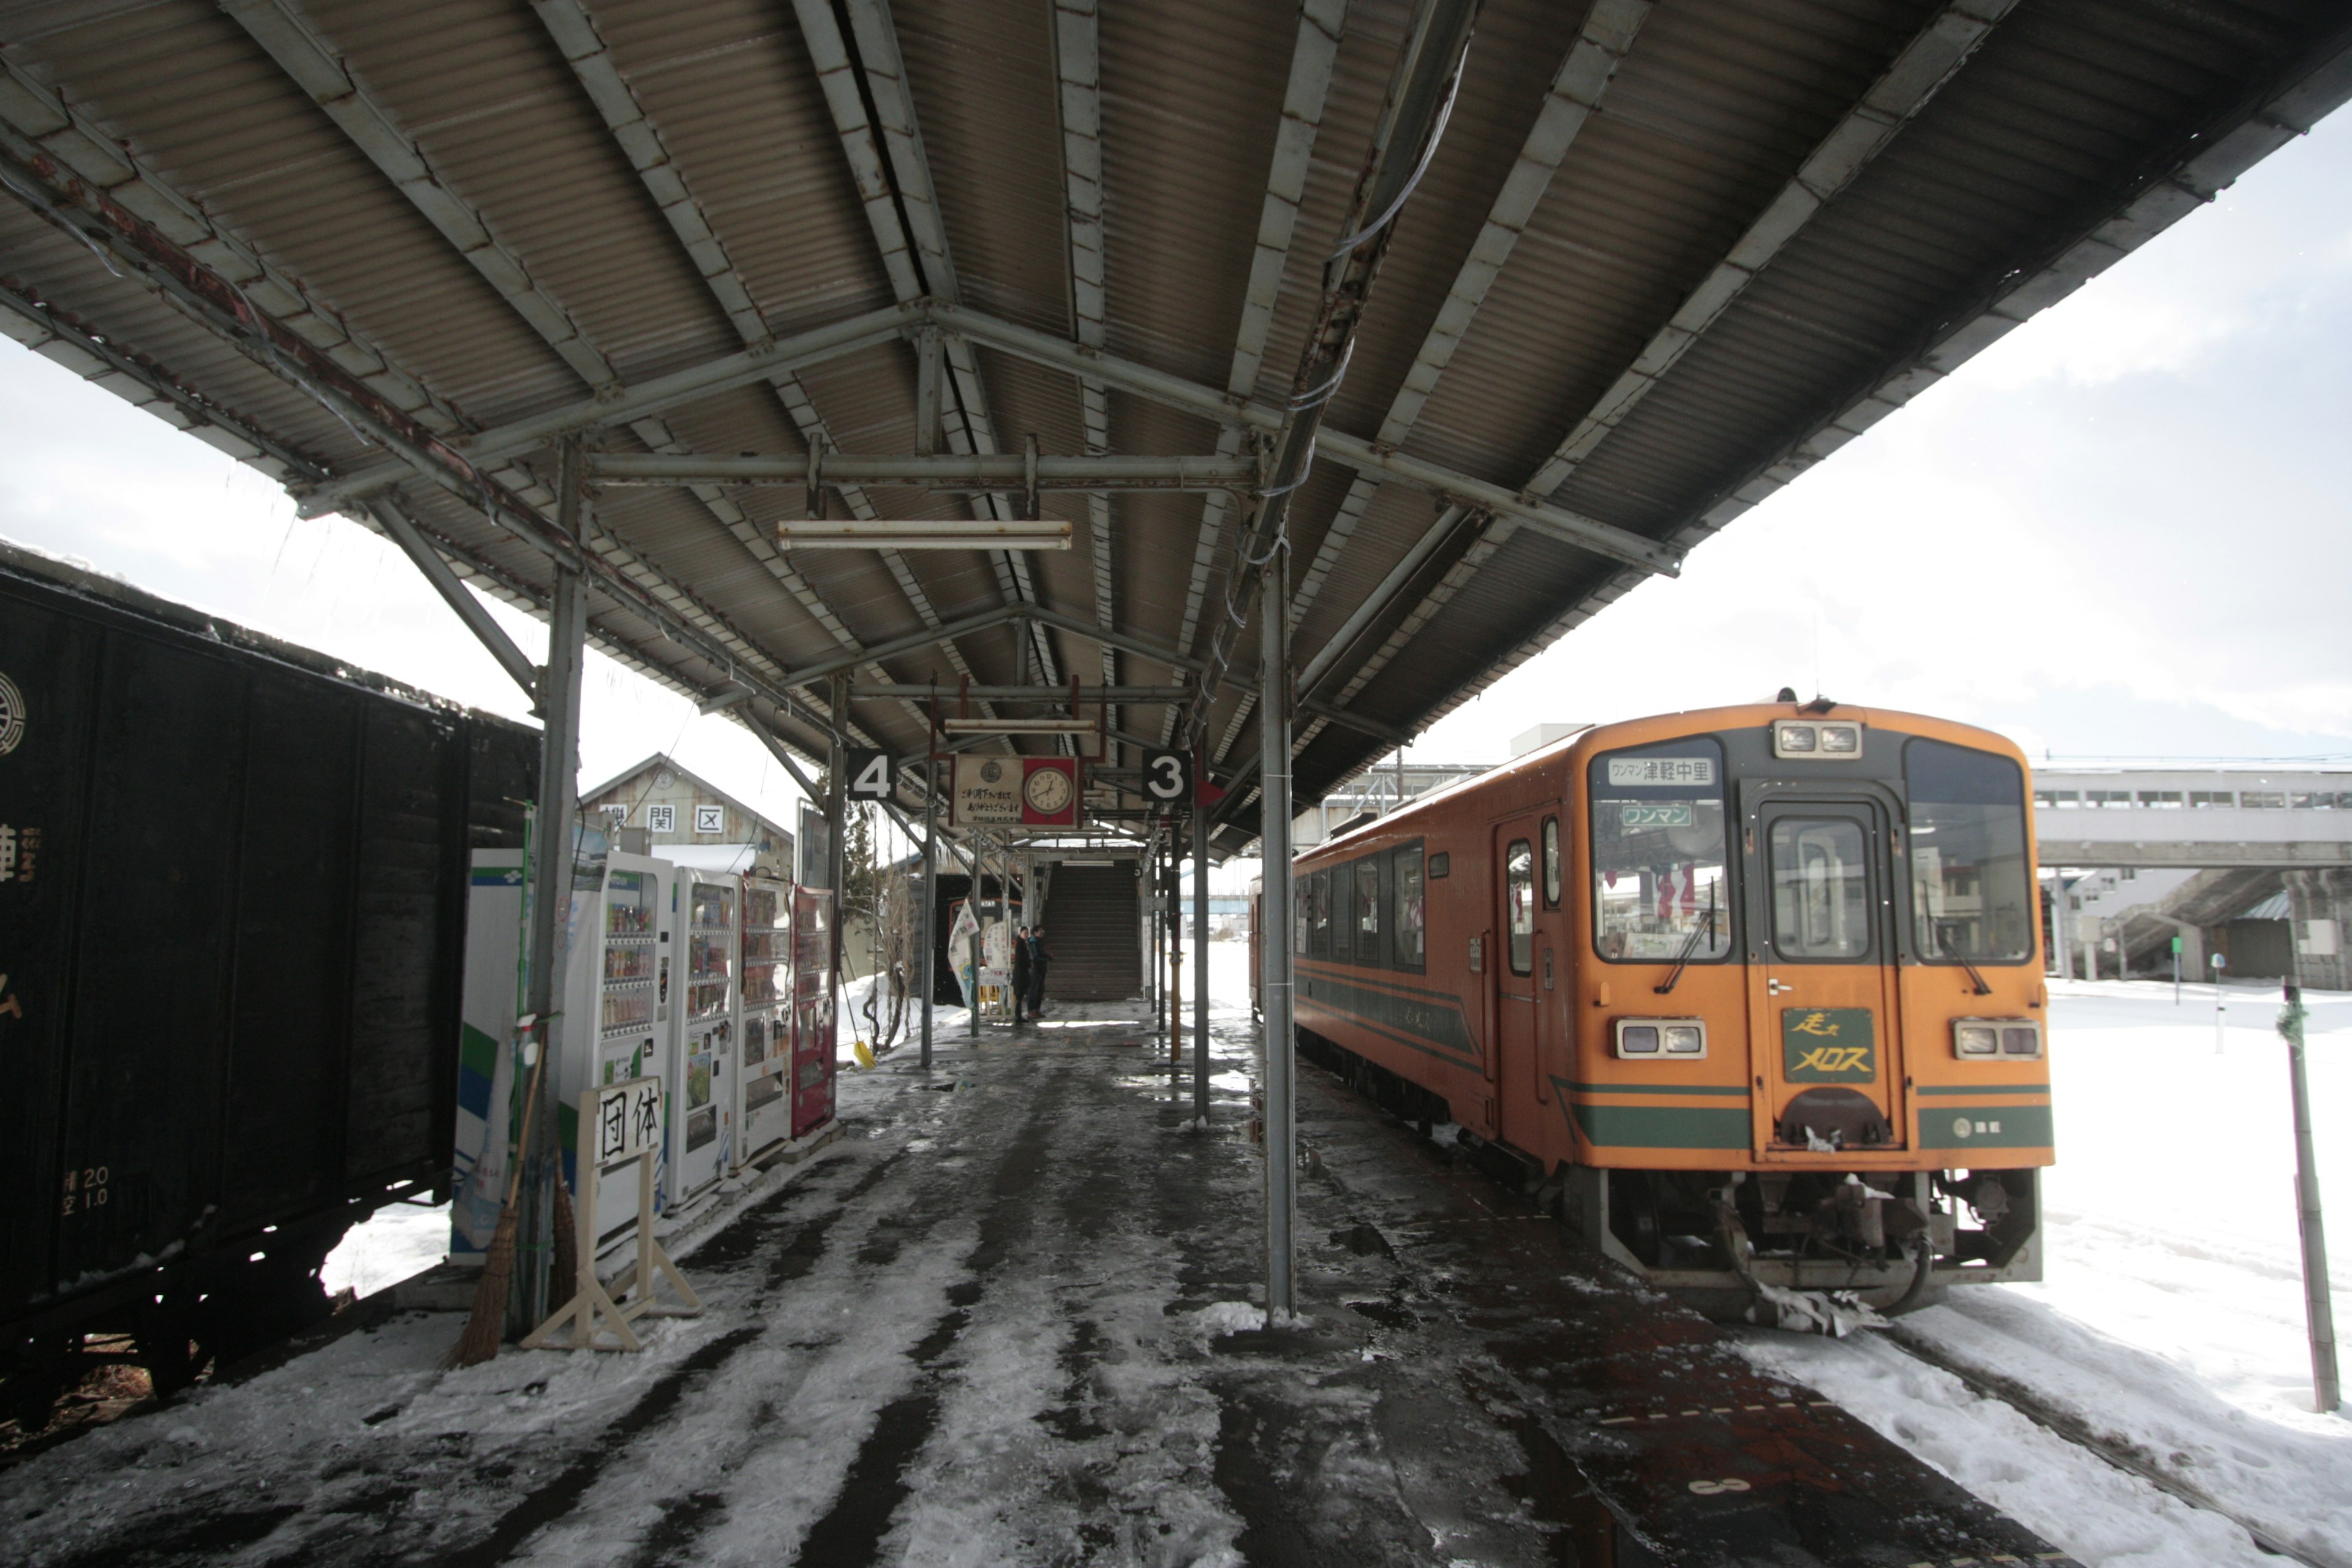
[1041,863,1140,1001]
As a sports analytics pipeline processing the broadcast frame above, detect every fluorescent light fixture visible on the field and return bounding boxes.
[778,519,1072,550]
[938,717,1093,734]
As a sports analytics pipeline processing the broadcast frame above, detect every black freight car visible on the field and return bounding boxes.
[0,543,537,1403]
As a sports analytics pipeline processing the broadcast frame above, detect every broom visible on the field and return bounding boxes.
[450,1036,549,1368]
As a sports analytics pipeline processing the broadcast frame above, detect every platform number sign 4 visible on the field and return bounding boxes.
[1140,749,1192,809]
[844,748,895,802]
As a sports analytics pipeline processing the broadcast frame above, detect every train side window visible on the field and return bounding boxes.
[1310,870,1331,959]
[1506,839,1535,974]
[1542,816,1560,908]
[1393,843,1426,970]
[1429,851,1449,878]
[1355,853,1382,967]
[1293,874,1308,956]
[1332,861,1355,965]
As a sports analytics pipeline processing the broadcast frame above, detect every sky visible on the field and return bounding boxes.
[1,101,2346,861]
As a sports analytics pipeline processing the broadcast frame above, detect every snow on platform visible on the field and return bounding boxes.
[6,951,2344,1566]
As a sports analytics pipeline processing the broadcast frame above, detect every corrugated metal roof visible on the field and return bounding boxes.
[0,0,2344,851]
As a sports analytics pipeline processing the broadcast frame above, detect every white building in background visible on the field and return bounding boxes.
[579,752,795,878]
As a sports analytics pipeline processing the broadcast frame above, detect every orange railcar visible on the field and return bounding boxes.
[1280,701,2049,1311]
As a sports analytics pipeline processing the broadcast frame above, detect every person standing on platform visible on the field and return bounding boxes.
[1011,924,1035,1027]
[1027,928,1052,1020]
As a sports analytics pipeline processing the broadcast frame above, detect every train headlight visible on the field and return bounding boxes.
[1774,718,1862,759]
[1953,1019,2040,1060]
[1615,1018,1706,1059]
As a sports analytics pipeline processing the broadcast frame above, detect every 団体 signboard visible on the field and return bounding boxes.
[954,755,1080,827]
[595,1075,665,1167]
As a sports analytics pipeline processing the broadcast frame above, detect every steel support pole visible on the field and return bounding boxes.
[826,675,848,1008]
[920,761,937,1068]
[2282,985,2342,1412]
[1169,833,1182,1066]
[518,441,587,1334]
[1193,802,1210,1123]
[1259,547,1296,1318]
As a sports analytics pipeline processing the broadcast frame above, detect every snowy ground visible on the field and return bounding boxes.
[1733,976,2352,1568]
[31,950,2352,1566]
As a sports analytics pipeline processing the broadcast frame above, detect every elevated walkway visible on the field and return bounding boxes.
[2035,767,2352,869]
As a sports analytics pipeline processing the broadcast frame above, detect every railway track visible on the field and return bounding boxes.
[1881,1327,2342,1568]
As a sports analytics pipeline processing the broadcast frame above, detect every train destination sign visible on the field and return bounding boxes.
[1619,803,1693,829]
[1607,756,1715,787]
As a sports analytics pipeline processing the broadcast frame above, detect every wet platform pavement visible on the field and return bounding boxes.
[3,999,2081,1566]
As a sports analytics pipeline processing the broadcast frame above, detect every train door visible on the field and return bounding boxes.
[1741,790,1909,1158]
[1493,818,1546,1150]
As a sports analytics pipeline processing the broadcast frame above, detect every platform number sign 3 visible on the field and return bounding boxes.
[1141,749,1192,809]
[845,748,895,802]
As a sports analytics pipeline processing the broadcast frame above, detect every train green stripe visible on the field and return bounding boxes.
[1567,1100,1751,1150]
[1296,970,1480,1064]
[1917,1103,2054,1149]
[1912,1082,2049,1097]
[1566,1079,1747,1098]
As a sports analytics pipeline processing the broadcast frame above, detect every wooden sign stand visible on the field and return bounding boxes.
[523,1077,702,1352]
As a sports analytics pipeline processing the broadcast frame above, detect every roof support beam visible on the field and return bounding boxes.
[589,452,1256,491]
[221,0,919,735]
[1186,0,1483,744]
[1164,0,1348,742]
[222,0,618,392]
[370,499,541,703]
[932,304,1677,576]
[0,140,869,750]
[1294,0,2014,747]
[796,0,1060,685]
[851,685,1191,702]
[1520,0,2015,496]
[1289,0,1648,626]
[1049,0,1119,706]
[781,604,1025,688]
[290,309,906,516]
[527,0,982,703]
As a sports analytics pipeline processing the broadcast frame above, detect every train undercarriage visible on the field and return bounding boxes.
[1297,1027,2041,1324]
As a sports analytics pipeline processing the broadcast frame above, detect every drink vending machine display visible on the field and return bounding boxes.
[672,875,737,1202]
[790,886,838,1139]
[735,875,794,1167]
[566,851,677,1240]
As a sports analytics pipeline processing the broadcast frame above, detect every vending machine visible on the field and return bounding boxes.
[673,874,737,1202]
[565,850,678,1239]
[791,886,838,1139]
[450,850,527,1264]
[735,873,794,1167]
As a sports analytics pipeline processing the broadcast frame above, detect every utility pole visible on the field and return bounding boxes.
[2279,984,2340,1412]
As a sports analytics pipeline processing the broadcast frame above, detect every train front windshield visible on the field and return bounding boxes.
[1905,737,2034,963]
[1591,739,1733,962]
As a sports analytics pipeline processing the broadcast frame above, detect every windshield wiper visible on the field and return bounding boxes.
[1654,881,1717,996]
[1933,920,1992,995]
